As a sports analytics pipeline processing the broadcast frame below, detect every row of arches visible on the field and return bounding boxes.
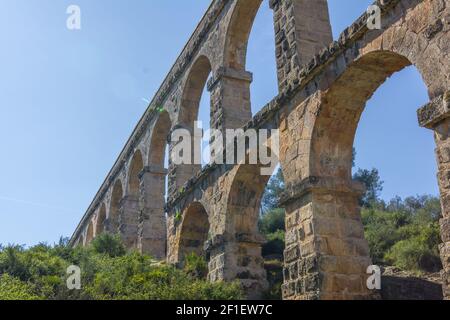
[73,0,448,299]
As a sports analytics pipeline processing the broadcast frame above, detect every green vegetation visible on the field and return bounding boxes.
[0,234,243,300]
[362,195,442,273]
[0,163,442,300]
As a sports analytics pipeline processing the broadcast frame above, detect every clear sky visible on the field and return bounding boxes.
[0,0,438,246]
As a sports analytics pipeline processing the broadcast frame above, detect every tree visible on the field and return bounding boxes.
[261,168,285,213]
[353,168,384,208]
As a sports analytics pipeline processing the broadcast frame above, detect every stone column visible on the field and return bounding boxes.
[207,67,253,134]
[138,165,168,259]
[206,233,268,300]
[280,177,375,300]
[269,0,333,91]
[119,195,140,249]
[418,92,450,300]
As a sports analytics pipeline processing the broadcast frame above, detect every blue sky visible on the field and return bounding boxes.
[0,0,438,246]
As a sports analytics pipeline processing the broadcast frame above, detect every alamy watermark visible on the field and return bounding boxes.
[367,5,382,30]
[366,265,382,290]
[170,121,279,176]
[66,265,81,290]
[66,5,81,30]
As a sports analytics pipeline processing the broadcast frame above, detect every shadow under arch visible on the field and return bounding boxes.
[177,201,210,263]
[95,203,107,236]
[108,179,124,233]
[85,221,94,245]
[149,110,172,167]
[127,149,144,197]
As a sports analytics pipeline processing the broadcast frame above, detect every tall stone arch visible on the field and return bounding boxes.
[223,0,333,91]
[174,55,212,187]
[137,111,172,258]
[119,150,145,249]
[176,202,211,263]
[108,179,124,234]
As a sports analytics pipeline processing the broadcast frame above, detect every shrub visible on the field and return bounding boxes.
[0,274,41,300]
[184,253,209,279]
[385,222,442,273]
[259,208,285,235]
[262,230,285,258]
[0,238,243,300]
[90,233,126,258]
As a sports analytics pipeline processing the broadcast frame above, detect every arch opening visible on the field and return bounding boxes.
[109,180,124,233]
[179,55,212,172]
[85,221,94,245]
[178,202,210,262]
[95,204,107,236]
[311,51,415,179]
[128,150,144,197]
[225,158,281,299]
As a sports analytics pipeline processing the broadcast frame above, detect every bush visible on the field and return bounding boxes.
[259,208,285,235]
[0,274,41,300]
[0,238,243,300]
[90,233,126,258]
[385,222,442,273]
[361,201,442,273]
[262,230,285,258]
[184,253,209,279]
[263,260,283,300]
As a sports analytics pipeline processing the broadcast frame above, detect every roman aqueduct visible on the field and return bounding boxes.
[69,0,450,300]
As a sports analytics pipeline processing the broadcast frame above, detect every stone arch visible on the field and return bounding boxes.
[227,164,273,236]
[85,221,94,245]
[177,202,210,262]
[95,203,107,236]
[135,111,172,257]
[179,55,212,128]
[149,110,171,167]
[127,149,144,197]
[223,0,263,71]
[174,55,212,185]
[309,51,427,180]
[108,179,124,233]
[222,162,278,298]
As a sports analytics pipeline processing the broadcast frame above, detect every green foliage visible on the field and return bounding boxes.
[385,222,442,273]
[353,168,384,207]
[362,195,442,273]
[90,233,126,258]
[259,208,286,300]
[0,274,41,300]
[183,253,209,279]
[175,211,182,223]
[261,168,285,213]
[262,230,285,258]
[263,260,283,300]
[259,208,285,235]
[0,238,243,300]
